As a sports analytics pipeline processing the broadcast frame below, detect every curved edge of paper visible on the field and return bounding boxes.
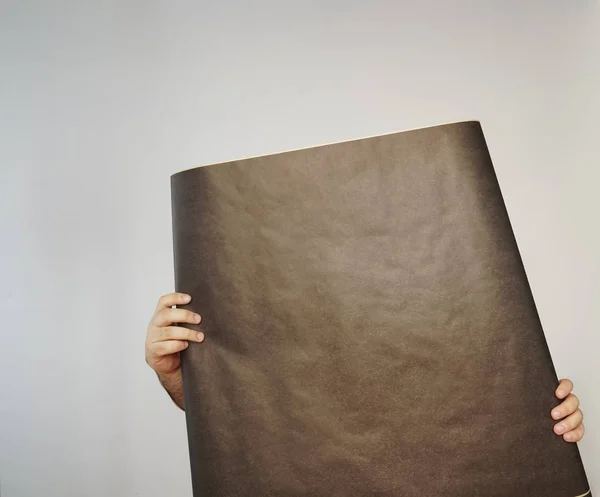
[170,118,482,177]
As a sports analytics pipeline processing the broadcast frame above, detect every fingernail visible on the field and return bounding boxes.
[557,390,565,397]
[182,294,191,302]
[194,314,201,322]
[565,433,573,441]
[556,424,565,433]
[552,410,561,419]
[197,332,204,341]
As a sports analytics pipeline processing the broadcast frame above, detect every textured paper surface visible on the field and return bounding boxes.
[170,121,591,497]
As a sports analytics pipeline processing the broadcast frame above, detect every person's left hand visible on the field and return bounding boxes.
[552,378,584,442]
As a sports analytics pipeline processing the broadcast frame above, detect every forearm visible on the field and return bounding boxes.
[157,370,185,410]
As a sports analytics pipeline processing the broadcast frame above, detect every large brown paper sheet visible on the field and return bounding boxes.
[170,121,591,497]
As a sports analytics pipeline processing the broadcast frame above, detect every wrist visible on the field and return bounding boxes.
[156,369,185,411]
[156,369,180,382]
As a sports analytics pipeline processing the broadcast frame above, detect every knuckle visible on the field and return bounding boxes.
[159,326,172,340]
[157,292,181,309]
[161,308,176,324]
[170,340,187,354]
[158,342,171,354]
[172,326,187,340]
[153,341,168,356]
[147,343,159,357]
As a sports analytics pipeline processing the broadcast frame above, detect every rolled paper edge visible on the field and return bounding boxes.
[170,119,482,176]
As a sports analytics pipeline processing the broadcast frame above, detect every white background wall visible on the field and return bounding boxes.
[1,1,598,496]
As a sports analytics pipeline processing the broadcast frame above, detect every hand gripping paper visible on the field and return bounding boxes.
[170,121,591,497]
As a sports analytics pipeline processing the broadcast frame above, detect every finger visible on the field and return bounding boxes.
[153,307,201,328]
[551,393,580,419]
[554,409,584,436]
[156,326,205,343]
[155,292,192,312]
[151,339,189,356]
[564,423,585,443]
[556,378,574,399]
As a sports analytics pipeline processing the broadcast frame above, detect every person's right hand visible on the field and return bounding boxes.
[145,292,205,377]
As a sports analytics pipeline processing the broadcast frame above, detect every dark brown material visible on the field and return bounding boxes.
[170,121,590,497]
